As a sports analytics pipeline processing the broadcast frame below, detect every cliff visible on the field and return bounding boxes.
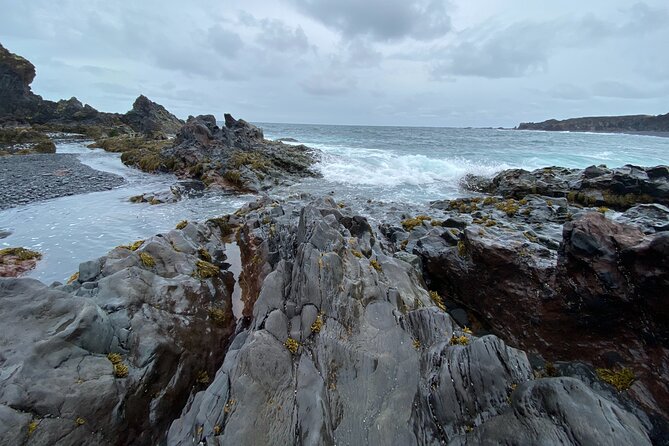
[0,43,183,136]
[517,112,669,134]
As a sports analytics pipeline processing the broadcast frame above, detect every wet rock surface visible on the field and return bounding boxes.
[399,173,669,429]
[0,221,237,445]
[0,195,661,445]
[165,196,655,445]
[464,164,669,209]
[0,153,125,210]
[160,114,319,192]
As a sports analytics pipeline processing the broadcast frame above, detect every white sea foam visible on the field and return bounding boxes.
[311,144,513,187]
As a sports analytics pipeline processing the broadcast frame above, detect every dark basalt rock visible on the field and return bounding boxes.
[121,94,184,136]
[464,164,669,209]
[517,112,669,133]
[0,43,181,139]
[160,114,319,192]
[0,221,236,445]
[412,193,669,424]
[0,195,662,445]
[0,43,41,121]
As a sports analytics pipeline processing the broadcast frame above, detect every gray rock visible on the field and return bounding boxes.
[167,197,653,446]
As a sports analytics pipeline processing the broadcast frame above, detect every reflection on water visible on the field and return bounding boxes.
[0,140,253,284]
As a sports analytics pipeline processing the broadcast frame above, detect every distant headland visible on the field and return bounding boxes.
[517,112,669,136]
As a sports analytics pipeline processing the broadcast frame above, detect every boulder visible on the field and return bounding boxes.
[465,165,669,209]
[0,221,237,445]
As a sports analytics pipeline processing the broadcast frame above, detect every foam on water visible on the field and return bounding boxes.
[2,126,669,282]
[263,123,669,203]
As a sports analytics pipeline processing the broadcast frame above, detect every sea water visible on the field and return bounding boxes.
[1,126,668,283]
[261,123,669,204]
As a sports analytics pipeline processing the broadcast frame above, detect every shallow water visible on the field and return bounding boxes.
[1,126,668,283]
[0,140,252,284]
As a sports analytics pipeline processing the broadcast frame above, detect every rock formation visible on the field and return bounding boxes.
[0,220,236,445]
[464,164,669,209]
[158,114,319,192]
[0,43,182,139]
[0,196,664,445]
[120,95,183,137]
[518,112,669,134]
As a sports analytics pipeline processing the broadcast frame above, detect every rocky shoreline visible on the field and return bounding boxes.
[2,42,669,445]
[0,152,124,210]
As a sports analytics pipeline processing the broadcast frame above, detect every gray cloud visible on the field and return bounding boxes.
[300,73,356,96]
[549,84,590,101]
[288,0,451,41]
[1,0,668,127]
[255,19,311,53]
[432,2,669,79]
[208,25,244,57]
[591,80,664,99]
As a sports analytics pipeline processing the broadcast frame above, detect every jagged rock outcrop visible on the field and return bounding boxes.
[518,112,669,134]
[405,189,669,426]
[0,43,181,139]
[464,164,669,209]
[120,95,184,136]
[0,220,237,445]
[165,196,655,445]
[0,195,663,444]
[159,114,319,192]
[0,43,41,121]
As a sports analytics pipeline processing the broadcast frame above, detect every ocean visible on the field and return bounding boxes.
[261,124,669,204]
[2,125,668,283]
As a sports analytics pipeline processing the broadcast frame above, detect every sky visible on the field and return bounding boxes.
[1,0,668,127]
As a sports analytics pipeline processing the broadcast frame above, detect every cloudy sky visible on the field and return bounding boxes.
[1,0,668,127]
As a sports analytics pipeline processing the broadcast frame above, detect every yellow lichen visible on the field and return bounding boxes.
[213,425,222,435]
[429,291,446,311]
[370,259,382,272]
[495,199,520,216]
[196,370,210,385]
[462,326,473,334]
[401,215,432,231]
[0,247,42,261]
[208,307,229,326]
[311,313,324,334]
[195,260,220,279]
[176,220,188,230]
[198,248,212,262]
[412,338,421,350]
[120,240,144,251]
[597,206,609,214]
[113,362,129,378]
[27,420,38,436]
[457,240,467,256]
[139,252,155,268]
[596,367,635,391]
[75,417,86,426]
[107,353,122,364]
[285,337,300,354]
[223,399,236,414]
[450,335,469,346]
[67,272,79,284]
[351,250,363,258]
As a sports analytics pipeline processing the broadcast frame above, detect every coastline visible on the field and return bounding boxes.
[510,128,669,138]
